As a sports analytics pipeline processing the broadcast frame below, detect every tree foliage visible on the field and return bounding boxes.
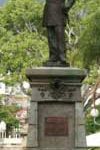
[0,0,48,84]
[0,0,100,83]
[78,9,100,68]
[67,0,100,68]
[0,105,19,130]
[85,105,100,135]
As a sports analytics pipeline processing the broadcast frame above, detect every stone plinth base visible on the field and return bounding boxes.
[26,67,87,150]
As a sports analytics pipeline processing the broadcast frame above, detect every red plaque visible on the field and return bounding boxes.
[45,117,68,136]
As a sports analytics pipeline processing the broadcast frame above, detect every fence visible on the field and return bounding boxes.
[0,128,22,145]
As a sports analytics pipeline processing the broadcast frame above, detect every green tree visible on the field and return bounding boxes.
[78,9,100,68]
[0,0,48,84]
[66,0,100,68]
[0,105,19,132]
[85,105,100,135]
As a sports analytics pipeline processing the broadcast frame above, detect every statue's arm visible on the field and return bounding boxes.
[65,0,75,12]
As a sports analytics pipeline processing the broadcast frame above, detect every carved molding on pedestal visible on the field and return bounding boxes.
[37,80,79,101]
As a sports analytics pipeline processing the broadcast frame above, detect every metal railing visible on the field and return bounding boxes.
[0,129,22,145]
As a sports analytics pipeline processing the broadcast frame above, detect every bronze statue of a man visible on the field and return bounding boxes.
[43,0,75,66]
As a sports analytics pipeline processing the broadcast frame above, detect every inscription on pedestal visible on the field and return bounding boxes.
[45,117,68,136]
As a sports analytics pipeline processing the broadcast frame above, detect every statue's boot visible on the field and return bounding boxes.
[58,54,70,67]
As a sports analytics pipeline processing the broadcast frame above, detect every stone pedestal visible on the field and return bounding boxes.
[26,67,87,150]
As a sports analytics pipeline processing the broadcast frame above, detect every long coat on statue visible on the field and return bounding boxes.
[43,0,68,26]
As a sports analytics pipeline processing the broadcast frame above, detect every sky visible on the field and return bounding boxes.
[0,0,7,6]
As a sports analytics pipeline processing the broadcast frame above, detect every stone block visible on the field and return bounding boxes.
[31,85,81,102]
[27,125,38,147]
[26,67,87,150]
[75,103,87,147]
[28,102,38,125]
[38,102,75,149]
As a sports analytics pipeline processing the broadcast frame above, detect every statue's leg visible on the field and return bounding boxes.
[47,26,58,61]
[55,25,66,63]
